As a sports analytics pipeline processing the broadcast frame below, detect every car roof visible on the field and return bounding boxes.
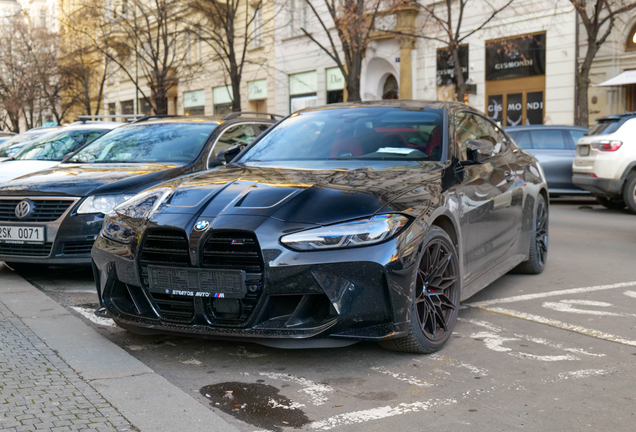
[504,125,587,131]
[128,113,280,126]
[595,112,636,122]
[65,122,124,130]
[296,100,465,113]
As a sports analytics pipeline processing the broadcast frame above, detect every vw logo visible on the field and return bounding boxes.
[194,220,210,231]
[15,200,32,219]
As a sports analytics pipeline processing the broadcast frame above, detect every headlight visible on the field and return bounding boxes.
[102,212,135,244]
[113,187,172,219]
[280,214,410,251]
[77,194,133,214]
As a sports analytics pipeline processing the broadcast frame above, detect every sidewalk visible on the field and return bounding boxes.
[0,265,240,432]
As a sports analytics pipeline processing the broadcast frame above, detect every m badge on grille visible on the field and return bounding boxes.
[15,200,32,219]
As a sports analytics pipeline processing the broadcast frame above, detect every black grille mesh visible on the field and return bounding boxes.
[0,243,52,257]
[63,241,94,256]
[0,199,74,222]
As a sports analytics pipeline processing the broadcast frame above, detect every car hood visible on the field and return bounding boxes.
[0,163,188,197]
[0,160,60,185]
[160,161,444,224]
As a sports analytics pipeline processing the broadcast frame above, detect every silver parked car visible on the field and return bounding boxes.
[505,125,588,194]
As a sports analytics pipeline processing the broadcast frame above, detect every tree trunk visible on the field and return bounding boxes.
[451,45,467,103]
[575,44,597,128]
[231,79,241,112]
[345,61,362,102]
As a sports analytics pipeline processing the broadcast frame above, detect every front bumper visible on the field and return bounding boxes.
[93,214,420,342]
[0,213,104,265]
[572,174,623,197]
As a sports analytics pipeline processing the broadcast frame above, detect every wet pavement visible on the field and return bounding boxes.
[13,199,636,431]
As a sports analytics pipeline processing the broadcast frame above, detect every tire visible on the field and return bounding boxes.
[622,175,636,214]
[380,226,460,354]
[514,194,548,274]
[597,196,626,210]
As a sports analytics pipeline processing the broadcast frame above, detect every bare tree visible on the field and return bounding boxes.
[69,0,195,115]
[190,0,274,112]
[299,0,386,101]
[571,0,636,127]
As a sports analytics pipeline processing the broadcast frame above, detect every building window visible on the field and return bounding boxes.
[252,6,263,49]
[121,100,134,115]
[108,103,116,115]
[139,98,152,115]
[248,79,268,112]
[326,67,344,104]
[40,9,47,27]
[213,85,233,116]
[289,70,317,112]
[287,0,307,37]
[184,89,205,116]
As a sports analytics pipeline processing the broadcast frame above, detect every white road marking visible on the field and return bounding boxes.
[70,306,117,328]
[258,372,333,406]
[467,281,636,307]
[457,317,501,332]
[624,291,636,298]
[427,353,489,376]
[542,299,626,317]
[371,367,433,387]
[309,398,457,430]
[555,369,612,381]
[477,306,636,348]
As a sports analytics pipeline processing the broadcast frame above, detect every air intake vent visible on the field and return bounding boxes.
[0,243,52,257]
[0,199,75,222]
[139,229,194,322]
[201,232,263,273]
[63,241,94,256]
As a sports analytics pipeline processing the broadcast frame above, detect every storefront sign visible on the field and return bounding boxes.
[487,95,503,122]
[248,79,268,100]
[289,71,317,96]
[526,91,544,125]
[213,85,233,104]
[326,67,345,91]
[506,93,523,126]
[436,45,468,86]
[486,33,546,81]
[184,89,205,108]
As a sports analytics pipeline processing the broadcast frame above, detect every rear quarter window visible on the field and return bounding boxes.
[508,131,532,149]
[529,130,566,150]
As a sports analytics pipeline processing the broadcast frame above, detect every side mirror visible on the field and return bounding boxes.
[223,145,242,164]
[465,139,494,164]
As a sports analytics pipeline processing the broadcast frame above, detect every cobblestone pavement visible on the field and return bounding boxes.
[0,301,136,432]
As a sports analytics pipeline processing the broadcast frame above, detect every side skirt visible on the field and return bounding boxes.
[460,254,525,301]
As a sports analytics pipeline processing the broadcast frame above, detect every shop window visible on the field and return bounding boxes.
[139,98,152,116]
[289,71,317,112]
[326,67,344,104]
[248,79,268,112]
[213,85,233,116]
[184,89,205,116]
[108,103,116,116]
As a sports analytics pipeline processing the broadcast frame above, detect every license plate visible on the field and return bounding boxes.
[579,145,590,156]
[0,226,45,244]
[147,265,246,299]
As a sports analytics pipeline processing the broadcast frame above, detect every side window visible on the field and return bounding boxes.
[509,131,532,149]
[210,124,258,160]
[567,129,585,149]
[455,112,507,159]
[530,130,566,150]
[254,123,271,134]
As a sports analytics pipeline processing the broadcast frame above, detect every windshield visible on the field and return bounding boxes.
[69,123,217,164]
[0,130,51,157]
[15,129,105,161]
[239,107,444,162]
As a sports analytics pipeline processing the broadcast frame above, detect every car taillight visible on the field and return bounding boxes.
[591,140,623,151]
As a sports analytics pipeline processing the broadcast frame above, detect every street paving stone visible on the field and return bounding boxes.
[0,301,135,431]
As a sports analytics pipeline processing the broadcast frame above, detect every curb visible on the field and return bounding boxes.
[0,264,240,432]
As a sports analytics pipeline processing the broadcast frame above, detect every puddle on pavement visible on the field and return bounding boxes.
[201,382,310,431]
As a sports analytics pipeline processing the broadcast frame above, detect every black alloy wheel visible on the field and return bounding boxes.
[515,194,548,274]
[622,174,636,214]
[381,226,460,354]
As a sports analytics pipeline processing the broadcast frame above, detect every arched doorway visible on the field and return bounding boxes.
[382,75,399,99]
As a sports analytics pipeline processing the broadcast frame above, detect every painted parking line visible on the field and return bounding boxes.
[70,306,117,328]
[473,305,636,348]
[467,281,636,307]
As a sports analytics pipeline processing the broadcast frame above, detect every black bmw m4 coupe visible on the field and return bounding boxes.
[92,101,549,353]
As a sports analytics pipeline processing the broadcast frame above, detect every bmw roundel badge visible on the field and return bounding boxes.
[194,220,210,231]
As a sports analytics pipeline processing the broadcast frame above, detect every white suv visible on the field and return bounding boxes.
[572,113,636,213]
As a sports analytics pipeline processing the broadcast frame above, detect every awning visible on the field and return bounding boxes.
[595,70,636,86]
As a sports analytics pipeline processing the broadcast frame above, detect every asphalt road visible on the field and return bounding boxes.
[14,198,636,432]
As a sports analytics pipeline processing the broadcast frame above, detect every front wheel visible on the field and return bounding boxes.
[514,194,548,274]
[380,226,460,354]
[622,175,636,214]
